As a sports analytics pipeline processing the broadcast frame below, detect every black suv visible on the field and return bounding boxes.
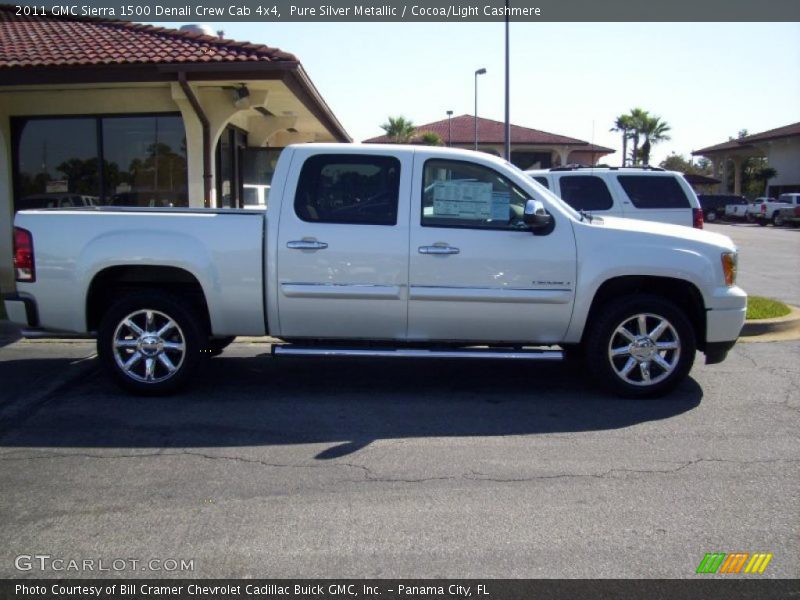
[697,194,747,222]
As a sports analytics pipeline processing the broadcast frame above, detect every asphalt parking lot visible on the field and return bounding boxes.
[705,221,799,306]
[0,222,798,579]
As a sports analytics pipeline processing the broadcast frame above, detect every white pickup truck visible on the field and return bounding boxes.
[753,195,800,226]
[5,144,747,398]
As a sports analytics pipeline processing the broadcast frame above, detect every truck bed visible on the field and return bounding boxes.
[12,207,267,336]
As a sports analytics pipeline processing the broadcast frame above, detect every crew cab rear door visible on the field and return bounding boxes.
[276,148,411,339]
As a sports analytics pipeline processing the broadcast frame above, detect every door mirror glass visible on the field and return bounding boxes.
[523,199,553,232]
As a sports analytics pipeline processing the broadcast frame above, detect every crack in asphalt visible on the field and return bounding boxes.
[1,451,797,485]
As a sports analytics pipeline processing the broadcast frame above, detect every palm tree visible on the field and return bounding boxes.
[627,107,650,165]
[610,114,635,167]
[638,115,671,166]
[416,131,443,146]
[754,166,777,195]
[380,116,416,143]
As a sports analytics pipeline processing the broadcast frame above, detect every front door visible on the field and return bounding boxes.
[408,155,577,344]
[276,150,412,340]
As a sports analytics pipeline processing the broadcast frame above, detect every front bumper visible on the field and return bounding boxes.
[705,285,747,349]
[3,293,38,327]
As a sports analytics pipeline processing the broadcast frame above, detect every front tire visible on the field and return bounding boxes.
[585,295,696,398]
[98,291,207,395]
[773,213,785,227]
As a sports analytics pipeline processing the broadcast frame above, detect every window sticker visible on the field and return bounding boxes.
[432,180,494,220]
[490,191,511,220]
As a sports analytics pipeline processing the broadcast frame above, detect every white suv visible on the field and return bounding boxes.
[526,166,704,228]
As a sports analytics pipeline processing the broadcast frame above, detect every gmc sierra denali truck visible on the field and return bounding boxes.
[4,144,747,397]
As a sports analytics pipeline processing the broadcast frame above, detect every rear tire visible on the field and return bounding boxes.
[98,291,207,395]
[585,295,696,398]
[706,210,717,223]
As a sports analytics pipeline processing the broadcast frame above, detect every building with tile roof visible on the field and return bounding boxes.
[364,114,614,170]
[0,7,349,291]
[692,122,800,197]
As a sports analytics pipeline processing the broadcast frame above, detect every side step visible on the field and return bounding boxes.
[272,345,563,361]
[21,328,95,340]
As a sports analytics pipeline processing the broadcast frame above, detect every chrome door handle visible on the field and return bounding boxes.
[287,240,328,250]
[419,245,460,255]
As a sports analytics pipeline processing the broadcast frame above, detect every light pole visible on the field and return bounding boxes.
[474,68,486,151]
[446,110,453,147]
[504,0,511,161]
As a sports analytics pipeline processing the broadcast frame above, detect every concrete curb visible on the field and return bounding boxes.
[740,305,800,337]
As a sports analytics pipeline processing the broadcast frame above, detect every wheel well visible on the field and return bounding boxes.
[584,276,707,350]
[86,266,210,333]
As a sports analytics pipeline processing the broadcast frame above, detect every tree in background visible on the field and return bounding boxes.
[416,131,443,146]
[754,167,777,196]
[613,108,671,166]
[380,116,416,143]
[721,130,777,198]
[638,115,671,166]
[626,107,650,165]
[659,153,712,176]
[610,114,635,167]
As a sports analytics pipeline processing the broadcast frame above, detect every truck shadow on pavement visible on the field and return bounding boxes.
[0,353,702,458]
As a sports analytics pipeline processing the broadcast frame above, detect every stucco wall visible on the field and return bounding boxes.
[766,138,800,187]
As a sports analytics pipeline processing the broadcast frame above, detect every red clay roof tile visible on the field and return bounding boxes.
[364,114,613,151]
[0,6,297,69]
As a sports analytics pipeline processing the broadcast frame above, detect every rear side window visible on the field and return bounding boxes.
[617,176,691,209]
[532,176,549,189]
[558,175,613,211]
[295,154,400,225]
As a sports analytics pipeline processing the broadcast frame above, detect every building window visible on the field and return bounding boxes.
[103,116,187,208]
[15,118,99,208]
[215,125,247,209]
[12,114,187,211]
[241,148,283,209]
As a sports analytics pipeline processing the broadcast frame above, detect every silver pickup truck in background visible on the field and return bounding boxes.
[5,144,747,398]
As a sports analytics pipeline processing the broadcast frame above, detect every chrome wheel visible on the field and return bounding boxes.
[607,313,681,387]
[112,309,186,383]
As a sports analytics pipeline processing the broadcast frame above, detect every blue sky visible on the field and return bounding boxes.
[155,21,800,165]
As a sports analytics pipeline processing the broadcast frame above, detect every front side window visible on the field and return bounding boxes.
[422,159,530,230]
[558,175,613,211]
[295,154,400,225]
[617,175,691,209]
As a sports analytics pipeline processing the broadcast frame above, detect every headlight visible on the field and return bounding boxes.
[721,252,737,287]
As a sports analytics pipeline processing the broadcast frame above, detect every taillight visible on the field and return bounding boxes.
[13,227,35,282]
[761,203,767,213]
[692,208,704,229]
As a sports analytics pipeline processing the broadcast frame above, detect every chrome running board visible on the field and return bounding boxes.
[21,328,95,340]
[272,346,563,361]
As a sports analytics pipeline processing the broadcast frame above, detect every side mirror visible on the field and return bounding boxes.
[523,199,553,233]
